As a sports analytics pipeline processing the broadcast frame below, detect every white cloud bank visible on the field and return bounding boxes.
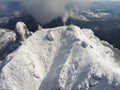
[21,0,94,24]
[1,0,120,24]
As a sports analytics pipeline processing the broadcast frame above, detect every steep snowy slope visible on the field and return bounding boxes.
[0,24,120,90]
[0,29,16,60]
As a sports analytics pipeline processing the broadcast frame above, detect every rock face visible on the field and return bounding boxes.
[15,22,31,43]
[0,25,120,90]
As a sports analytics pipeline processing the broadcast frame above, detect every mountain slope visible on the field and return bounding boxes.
[0,24,120,90]
[0,29,16,60]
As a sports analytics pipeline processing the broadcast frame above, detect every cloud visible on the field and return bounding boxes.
[22,0,93,24]
[1,0,118,24]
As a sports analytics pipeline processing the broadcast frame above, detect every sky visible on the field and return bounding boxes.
[9,0,120,1]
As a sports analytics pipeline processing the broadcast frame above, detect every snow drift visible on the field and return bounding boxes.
[0,23,120,90]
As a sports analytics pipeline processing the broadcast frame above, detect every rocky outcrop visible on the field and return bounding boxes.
[15,22,31,43]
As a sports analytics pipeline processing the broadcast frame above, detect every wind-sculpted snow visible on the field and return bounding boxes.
[0,24,120,90]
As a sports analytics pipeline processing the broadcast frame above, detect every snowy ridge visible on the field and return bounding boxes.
[0,24,120,90]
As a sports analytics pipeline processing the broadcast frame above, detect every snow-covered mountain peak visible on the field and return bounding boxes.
[0,24,120,90]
